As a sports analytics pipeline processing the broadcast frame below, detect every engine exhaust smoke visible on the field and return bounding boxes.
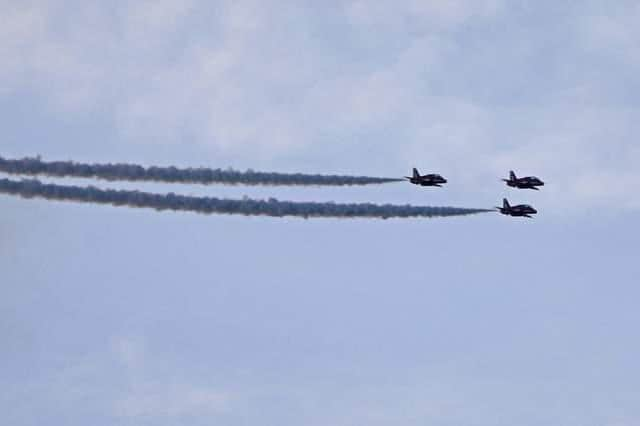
[0,156,402,186]
[0,178,493,219]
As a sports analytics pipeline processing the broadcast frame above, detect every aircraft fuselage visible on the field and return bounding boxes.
[505,178,544,190]
[498,205,537,218]
[497,198,537,218]
[504,171,545,190]
[406,169,447,187]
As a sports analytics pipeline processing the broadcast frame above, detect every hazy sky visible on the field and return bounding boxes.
[2,2,639,425]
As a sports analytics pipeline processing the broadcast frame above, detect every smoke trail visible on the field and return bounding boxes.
[0,156,403,186]
[0,178,492,219]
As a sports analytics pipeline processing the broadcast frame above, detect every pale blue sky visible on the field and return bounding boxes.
[1,2,639,425]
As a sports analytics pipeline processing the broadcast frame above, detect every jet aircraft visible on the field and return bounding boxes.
[405,168,447,187]
[503,170,544,190]
[496,198,537,218]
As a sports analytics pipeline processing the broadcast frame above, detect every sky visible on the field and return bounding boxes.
[1,1,639,425]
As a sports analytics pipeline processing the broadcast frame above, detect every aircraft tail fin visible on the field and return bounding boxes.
[503,198,510,209]
[413,168,420,179]
[509,170,517,181]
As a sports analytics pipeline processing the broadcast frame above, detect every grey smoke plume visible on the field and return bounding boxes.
[0,178,492,219]
[0,156,403,186]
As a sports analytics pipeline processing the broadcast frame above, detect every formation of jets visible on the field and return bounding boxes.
[406,168,545,219]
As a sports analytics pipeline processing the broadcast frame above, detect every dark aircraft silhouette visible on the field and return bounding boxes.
[496,198,537,218]
[405,168,447,187]
[503,170,544,190]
